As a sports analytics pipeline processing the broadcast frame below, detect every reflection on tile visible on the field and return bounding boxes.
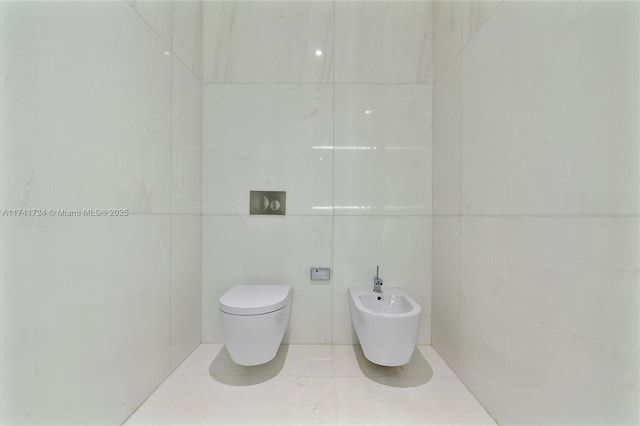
[126,374,337,425]
[172,57,201,214]
[334,85,432,216]
[126,345,496,425]
[202,1,333,83]
[202,84,333,215]
[280,345,335,377]
[335,1,433,83]
[334,376,495,425]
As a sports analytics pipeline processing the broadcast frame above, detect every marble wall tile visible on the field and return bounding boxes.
[432,2,639,425]
[0,215,171,424]
[202,84,333,215]
[172,57,201,215]
[335,1,433,83]
[333,84,432,216]
[433,1,501,82]
[130,0,173,47]
[431,217,460,375]
[433,0,463,82]
[202,1,333,83]
[459,216,639,425]
[173,0,202,80]
[0,2,193,424]
[171,215,202,371]
[200,1,433,349]
[433,57,461,215]
[0,1,172,215]
[460,1,637,215]
[459,1,501,47]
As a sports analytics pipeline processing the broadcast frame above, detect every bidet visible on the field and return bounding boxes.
[348,287,421,366]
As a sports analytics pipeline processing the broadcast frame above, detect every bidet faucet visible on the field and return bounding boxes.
[373,265,383,292]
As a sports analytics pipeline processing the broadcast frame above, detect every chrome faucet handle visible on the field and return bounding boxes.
[373,265,383,292]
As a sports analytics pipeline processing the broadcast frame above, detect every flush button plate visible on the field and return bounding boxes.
[250,191,286,215]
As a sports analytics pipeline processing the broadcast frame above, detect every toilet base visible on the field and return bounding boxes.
[220,304,290,366]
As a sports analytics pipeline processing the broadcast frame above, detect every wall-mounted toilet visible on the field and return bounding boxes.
[219,284,292,366]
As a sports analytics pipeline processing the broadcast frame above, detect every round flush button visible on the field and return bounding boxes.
[270,200,280,211]
[254,196,269,211]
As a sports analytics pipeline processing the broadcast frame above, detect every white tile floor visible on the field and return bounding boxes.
[125,344,495,425]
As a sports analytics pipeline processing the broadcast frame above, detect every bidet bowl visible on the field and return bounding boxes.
[348,287,421,366]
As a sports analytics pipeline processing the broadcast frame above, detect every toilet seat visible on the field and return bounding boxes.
[219,284,291,315]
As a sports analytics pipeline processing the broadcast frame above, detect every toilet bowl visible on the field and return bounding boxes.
[219,284,292,366]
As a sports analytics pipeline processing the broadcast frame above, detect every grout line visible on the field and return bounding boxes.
[329,0,336,346]
[432,0,504,85]
[127,1,170,49]
[456,8,464,381]
[433,214,640,218]
[127,1,200,82]
[200,81,433,86]
[168,0,175,373]
[195,212,640,219]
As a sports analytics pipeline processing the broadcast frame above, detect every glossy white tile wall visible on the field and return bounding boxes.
[459,217,638,424]
[171,215,202,371]
[460,1,638,215]
[169,0,202,382]
[172,56,202,215]
[334,85,432,215]
[202,1,334,83]
[335,1,433,83]
[1,215,172,424]
[130,0,173,47]
[0,1,202,424]
[0,2,172,215]
[173,1,203,80]
[433,1,500,81]
[432,1,639,424]
[201,1,433,345]
[431,217,460,372]
[202,84,333,216]
[433,57,461,215]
